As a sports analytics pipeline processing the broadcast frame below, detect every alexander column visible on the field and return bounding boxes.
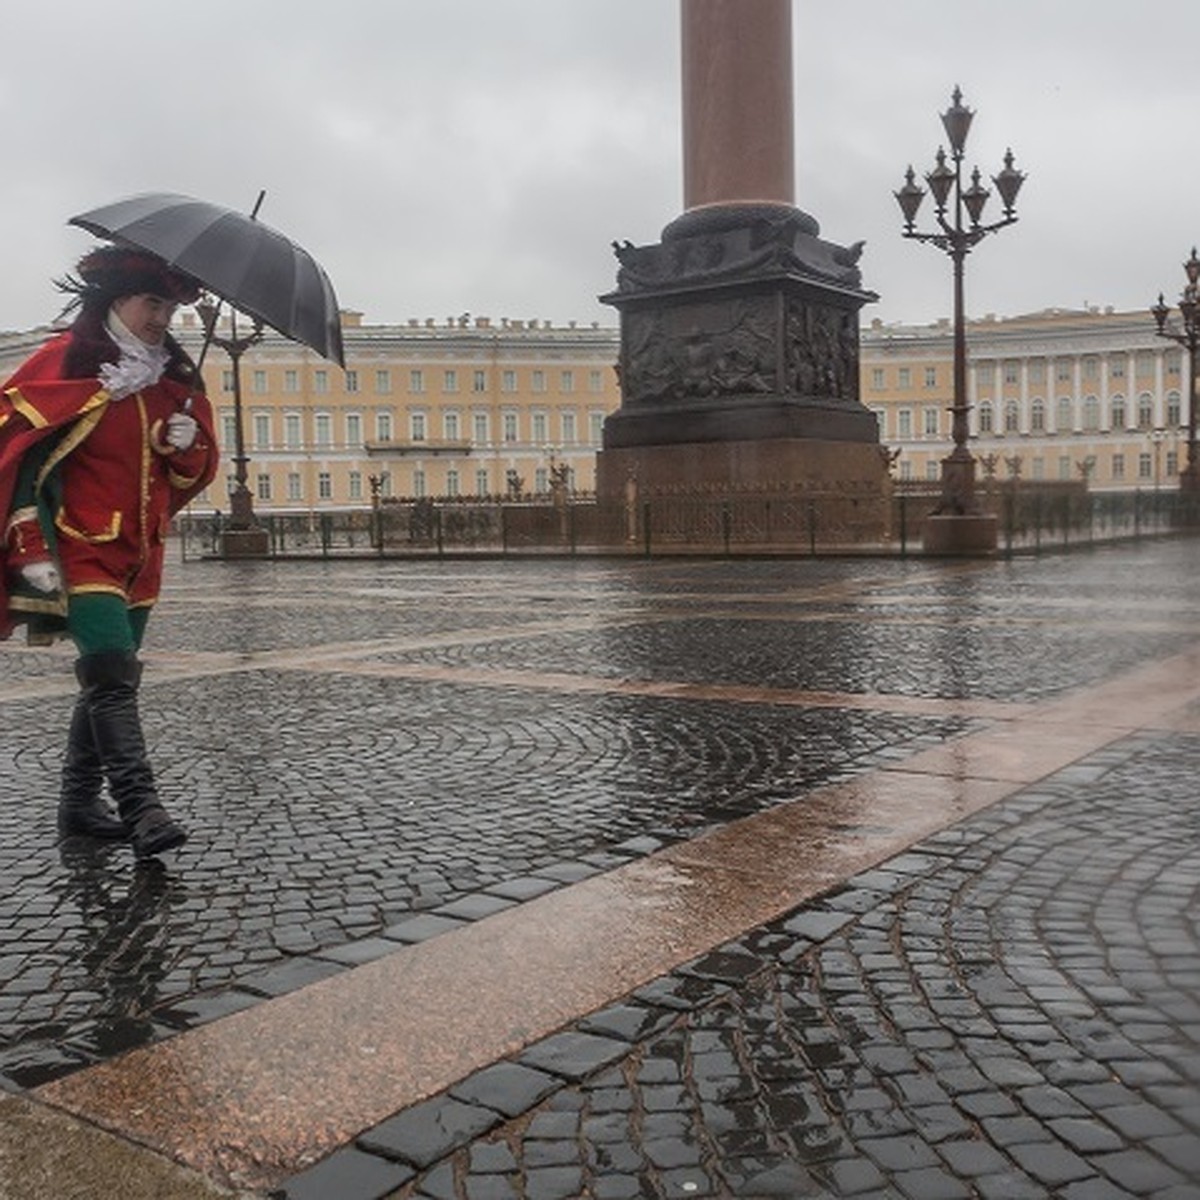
[597,0,885,529]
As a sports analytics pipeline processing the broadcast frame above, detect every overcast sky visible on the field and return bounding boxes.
[2,1,1197,335]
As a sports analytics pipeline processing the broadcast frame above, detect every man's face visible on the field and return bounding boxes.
[112,293,178,345]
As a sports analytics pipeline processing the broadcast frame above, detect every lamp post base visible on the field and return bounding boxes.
[921,512,998,556]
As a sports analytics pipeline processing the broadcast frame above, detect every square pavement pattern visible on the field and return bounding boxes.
[1,541,1199,1198]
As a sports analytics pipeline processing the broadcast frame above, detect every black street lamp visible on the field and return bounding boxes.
[895,86,1025,516]
[1151,247,1200,493]
[196,299,265,530]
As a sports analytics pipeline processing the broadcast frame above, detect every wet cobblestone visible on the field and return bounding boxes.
[295,731,1200,1200]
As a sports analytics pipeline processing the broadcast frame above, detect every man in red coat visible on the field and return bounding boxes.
[1,246,219,857]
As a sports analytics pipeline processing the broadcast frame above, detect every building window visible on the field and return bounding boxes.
[444,410,460,441]
[923,407,939,437]
[375,369,391,394]
[314,370,328,394]
[253,412,270,450]
[1136,352,1154,378]
[1030,398,1045,432]
[590,411,605,444]
[1056,361,1072,383]
[502,412,518,443]
[870,407,886,438]
[925,460,939,481]
[1031,457,1044,480]
[473,369,487,393]
[377,410,393,442]
[589,370,604,393]
[412,468,426,498]
[1004,400,1020,433]
[252,370,267,394]
[1138,452,1153,480]
[925,366,938,388]
[871,367,885,390]
[1083,357,1099,381]
[443,369,458,393]
[1110,395,1126,430]
[221,369,234,393]
[501,370,517,393]
[977,402,993,434]
[409,369,425,394]
[283,370,299,394]
[1167,451,1178,477]
[287,472,302,501]
[1137,393,1154,430]
[411,411,427,442]
[314,413,332,448]
[256,473,272,501]
[1004,362,1019,385]
[1166,351,1182,377]
[535,467,548,493]
[1029,361,1046,385]
[532,369,546,393]
[222,411,237,447]
[560,370,575,394]
[345,412,362,447]
[897,409,913,438]
[446,468,460,497]
[318,471,332,500]
[898,368,911,389]
[1168,392,1182,427]
[1058,456,1071,480]
[473,413,489,444]
[1056,396,1073,432]
[284,413,302,450]
[532,411,548,443]
[380,472,393,498]
[977,363,995,386]
[1112,453,1125,480]
[349,471,362,500]
[475,468,489,496]
[1110,359,1125,380]
[899,460,913,480]
[1083,396,1100,432]
[345,370,359,393]
[561,410,577,444]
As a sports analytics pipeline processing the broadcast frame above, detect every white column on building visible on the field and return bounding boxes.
[968,360,978,437]
[1020,358,1030,434]
[1154,350,1166,427]
[1072,356,1082,432]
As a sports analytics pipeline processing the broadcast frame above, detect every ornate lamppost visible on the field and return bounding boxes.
[1151,248,1200,494]
[895,87,1025,550]
[196,299,268,555]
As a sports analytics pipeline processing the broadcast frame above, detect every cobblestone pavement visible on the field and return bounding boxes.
[293,731,1200,1200]
[1,540,1199,1198]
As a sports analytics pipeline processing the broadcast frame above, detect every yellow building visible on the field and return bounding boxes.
[0,304,1186,511]
[170,310,621,514]
[862,307,1188,492]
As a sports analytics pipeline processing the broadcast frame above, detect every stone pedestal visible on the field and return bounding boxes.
[921,513,999,556]
[599,203,884,518]
[220,527,270,558]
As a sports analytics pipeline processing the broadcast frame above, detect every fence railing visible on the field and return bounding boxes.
[178,486,1200,560]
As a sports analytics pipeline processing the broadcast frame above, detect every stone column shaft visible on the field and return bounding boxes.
[681,0,794,210]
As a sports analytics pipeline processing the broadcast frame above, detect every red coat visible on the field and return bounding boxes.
[0,331,219,640]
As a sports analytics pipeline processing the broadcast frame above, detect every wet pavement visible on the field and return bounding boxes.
[1,541,1199,1198]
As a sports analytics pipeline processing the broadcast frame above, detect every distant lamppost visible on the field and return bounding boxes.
[196,298,265,532]
[1151,248,1200,493]
[895,86,1025,523]
[1147,427,1169,494]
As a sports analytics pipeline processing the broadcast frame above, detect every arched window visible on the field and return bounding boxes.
[1083,395,1100,432]
[1056,396,1074,432]
[1137,392,1154,430]
[1030,397,1046,432]
[1004,400,1020,433]
[1168,390,1182,427]
[1109,394,1126,430]
[977,401,994,433]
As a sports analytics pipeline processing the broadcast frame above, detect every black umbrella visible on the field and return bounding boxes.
[69,191,345,367]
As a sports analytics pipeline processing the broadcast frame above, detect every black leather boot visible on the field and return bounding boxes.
[78,651,187,859]
[57,691,127,840]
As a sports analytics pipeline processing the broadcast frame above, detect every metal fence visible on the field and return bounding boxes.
[178,486,1200,561]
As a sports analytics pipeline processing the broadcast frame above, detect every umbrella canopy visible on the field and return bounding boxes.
[69,192,345,367]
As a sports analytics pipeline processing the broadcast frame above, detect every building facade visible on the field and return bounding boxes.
[0,304,1186,513]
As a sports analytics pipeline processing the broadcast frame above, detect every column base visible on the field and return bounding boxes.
[921,513,998,557]
[220,528,270,558]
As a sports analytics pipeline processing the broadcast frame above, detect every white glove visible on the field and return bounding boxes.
[21,561,61,593]
[98,356,164,402]
[165,412,198,451]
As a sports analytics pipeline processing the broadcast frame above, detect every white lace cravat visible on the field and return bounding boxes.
[98,310,171,401]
